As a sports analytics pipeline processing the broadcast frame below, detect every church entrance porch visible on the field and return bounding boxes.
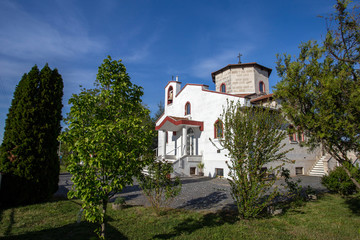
[155,116,204,176]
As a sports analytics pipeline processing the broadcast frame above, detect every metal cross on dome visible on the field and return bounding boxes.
[237,53,242,64]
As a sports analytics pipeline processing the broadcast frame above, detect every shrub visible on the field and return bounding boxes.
[212,101,291,219]
[138,160,181,215]
[322,166,357,196]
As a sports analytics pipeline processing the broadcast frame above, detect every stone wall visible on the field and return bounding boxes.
[254,67,269,94]
[214,66,269,95]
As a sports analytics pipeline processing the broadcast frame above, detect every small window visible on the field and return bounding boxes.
[295,167,303,175]
[298,132,305,142]
[220,83,226,93]
[166,131,168,143]
[190,167,196,175]
[215,168,224,177]
[259,81,265,93]
[289,125,297,142]
[289,133,297,142]
[167,86,173,105]
[214,120,223,139]
[185,102,191,115]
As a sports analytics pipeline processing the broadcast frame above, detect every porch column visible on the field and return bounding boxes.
[162,130,166,157]
[182,127,187,156]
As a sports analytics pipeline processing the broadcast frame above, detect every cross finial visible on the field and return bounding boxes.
[237,53,242,64]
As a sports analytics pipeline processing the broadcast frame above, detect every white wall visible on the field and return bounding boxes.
[157,83,246,178]
[157,82,319,178]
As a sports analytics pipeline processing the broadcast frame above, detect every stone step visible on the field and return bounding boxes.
[309,172,326,177]
[308,158,326,176]
[312,166,324,170]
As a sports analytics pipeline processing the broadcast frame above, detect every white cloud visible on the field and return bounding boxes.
[0,0,104,61]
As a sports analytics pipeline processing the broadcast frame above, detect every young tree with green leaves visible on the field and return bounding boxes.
[60,56,153,239]
[213,101,291,219]
[138,159,181,215]
[0,64,63,206]
[275,0,360,190]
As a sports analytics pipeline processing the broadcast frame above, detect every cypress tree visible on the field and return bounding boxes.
[0,64,63,206]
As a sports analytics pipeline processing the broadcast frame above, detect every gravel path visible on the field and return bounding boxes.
[55,173,327,212]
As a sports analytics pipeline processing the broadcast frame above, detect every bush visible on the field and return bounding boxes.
[138,160,181,215]
[322,166,357,195]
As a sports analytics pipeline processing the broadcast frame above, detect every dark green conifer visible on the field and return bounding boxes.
[0,64,63,206]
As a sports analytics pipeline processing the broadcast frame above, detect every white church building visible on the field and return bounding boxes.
[155,62,332,178]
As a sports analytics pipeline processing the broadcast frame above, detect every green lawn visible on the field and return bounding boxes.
[0,194,359,240]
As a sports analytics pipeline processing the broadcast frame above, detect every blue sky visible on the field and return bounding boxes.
[0,0,338,140]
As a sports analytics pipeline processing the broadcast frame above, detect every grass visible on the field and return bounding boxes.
[0,193,359,239]
[59,164,68,174]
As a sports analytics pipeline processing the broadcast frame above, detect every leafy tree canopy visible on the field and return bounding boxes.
[0,64,63,206]
[60,56,154,239]
[274,0,360,190]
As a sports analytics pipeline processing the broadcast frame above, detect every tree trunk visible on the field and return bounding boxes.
[100,199,108,239]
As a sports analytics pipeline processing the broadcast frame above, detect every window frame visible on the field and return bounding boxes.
[215,168,224,177]
[295,167,304,175]
[185,101,191,115]
[214,120,223,139]
[167,86,173,105]
[259,81,265,93]
[288,125,297,143]
[298,132,305,142]
[220,83,226,93]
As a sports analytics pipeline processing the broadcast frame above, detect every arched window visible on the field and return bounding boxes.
[167,86,173,105]
[259,81,265,93]
[185,102,191,115]
[220,83,226,93]
[214,120,223,139]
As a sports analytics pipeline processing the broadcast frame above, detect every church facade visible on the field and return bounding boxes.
[155,62,328,178]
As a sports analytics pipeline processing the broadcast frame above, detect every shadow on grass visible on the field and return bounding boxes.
[153,209,238,239]
[4,208,15,236]
[345,195,360,215]
[1,220,128,240]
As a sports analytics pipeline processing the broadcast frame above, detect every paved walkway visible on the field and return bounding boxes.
[55,174,327,212]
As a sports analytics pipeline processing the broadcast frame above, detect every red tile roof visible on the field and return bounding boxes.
[155,116,204,131]
[250,93,274,103]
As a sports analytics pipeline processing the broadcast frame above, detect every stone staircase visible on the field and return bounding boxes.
[308,156,327,176]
